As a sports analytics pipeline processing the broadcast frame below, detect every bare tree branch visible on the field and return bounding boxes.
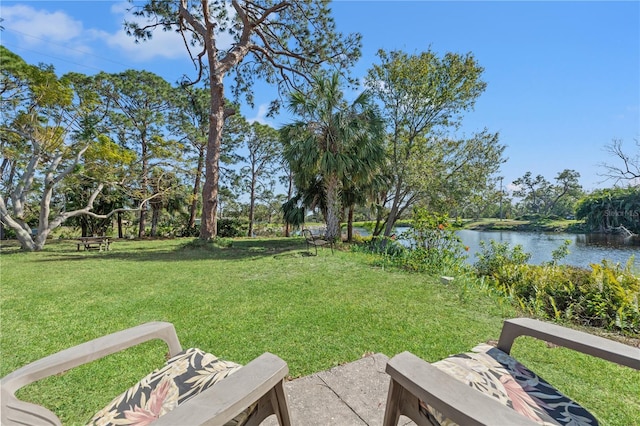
[598,138,640,186]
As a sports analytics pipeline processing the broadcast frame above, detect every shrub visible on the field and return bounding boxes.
[397,209,469,275]
[582,259,639,333]
[514,264,588,320]
[362,236,406,257]
[217,218,247,238]
[474,240,639,335]
[474,240,531,278]
[180,237,234,250]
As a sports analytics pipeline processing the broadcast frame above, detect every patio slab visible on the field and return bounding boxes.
[263,353,415,425]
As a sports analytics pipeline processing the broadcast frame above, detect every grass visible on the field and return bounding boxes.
[463,217,584,232]
[1,237,639,425]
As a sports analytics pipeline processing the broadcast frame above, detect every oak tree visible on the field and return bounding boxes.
[365,49,493,236]
[0,48,134,250]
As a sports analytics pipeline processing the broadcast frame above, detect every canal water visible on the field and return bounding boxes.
[356,227,639,271]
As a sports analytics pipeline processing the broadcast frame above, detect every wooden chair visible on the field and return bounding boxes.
[302,228,334,255]
[383,318,640,426]
[1,322,291,426]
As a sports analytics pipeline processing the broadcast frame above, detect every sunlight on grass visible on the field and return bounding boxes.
[1,238,638,425]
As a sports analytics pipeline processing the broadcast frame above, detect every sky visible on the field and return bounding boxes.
[1,0,639,195]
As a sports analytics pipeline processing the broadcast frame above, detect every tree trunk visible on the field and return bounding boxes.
[117,211,123,238]
[325,174,341,242]
[199,80,224,241]
[347,205,354,242]
[248,176,256,237]
[384,179,405,237]
[189,147,204,230]
[138,140,149,238]
[150,204,160,236]
[384,199,401,237]
[16,230,36,251]
[138,205,147,238]
[284,170,294,237]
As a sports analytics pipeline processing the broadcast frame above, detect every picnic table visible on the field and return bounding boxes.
[76,237,111,251]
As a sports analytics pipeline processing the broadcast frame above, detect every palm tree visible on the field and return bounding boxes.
[281,73,385,242]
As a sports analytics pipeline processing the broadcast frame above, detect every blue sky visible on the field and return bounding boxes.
[1,1,638,194]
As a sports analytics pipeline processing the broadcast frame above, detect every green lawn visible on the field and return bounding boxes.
[1,238,638,425]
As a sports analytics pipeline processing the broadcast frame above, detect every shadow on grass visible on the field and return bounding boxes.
[26,237,327,262]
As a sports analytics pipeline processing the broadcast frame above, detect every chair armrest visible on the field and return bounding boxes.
[385,351,539,426]
[497,318,640,370]
[1,321,182,395]
[154,352,290,426]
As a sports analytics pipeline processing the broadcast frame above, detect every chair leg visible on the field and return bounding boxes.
[272,381,291,426]
[245,383,291,426]
[383,379,402,426]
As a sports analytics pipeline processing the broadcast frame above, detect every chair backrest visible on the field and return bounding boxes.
[302,228,313,240]
[1,322,292,426]
[382,318,640,426]
[1,322,182,426]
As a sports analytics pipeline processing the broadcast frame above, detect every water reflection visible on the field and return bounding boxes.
[577,233,640,248]
[455,230,638,270]
[355,227,639,271]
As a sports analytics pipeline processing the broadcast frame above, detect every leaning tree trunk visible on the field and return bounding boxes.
[384,180,404,237]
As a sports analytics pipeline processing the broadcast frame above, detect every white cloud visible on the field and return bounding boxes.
[105,26,190,62]
[507,183,520,193]
[2,5,84,43]
[1,4,100,58]
[105,2,235,62]
[110,1,130,15]
[2,1,239,70]
[247,104,273,125]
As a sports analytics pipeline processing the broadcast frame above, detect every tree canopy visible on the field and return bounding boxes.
[281,72,385,241]
[364,48,501,236]
[0,48,136,250]
[512,169,583,218]
[126,0,362,240]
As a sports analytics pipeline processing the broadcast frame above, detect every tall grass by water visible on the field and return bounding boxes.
[1,238,638,425]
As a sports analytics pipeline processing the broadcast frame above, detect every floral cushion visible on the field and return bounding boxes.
[88,348,254,426]
[420,344,598,426]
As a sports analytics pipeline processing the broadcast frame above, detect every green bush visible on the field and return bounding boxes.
[397,209,469,275]
[582,259,639,333]
[474,240,531,278]
[474,241,640,335]
[1,226,17,240]
[217,218,247,237]
[514,264,588,319]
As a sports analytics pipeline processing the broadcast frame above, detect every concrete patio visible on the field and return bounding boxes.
[263,353,415,426]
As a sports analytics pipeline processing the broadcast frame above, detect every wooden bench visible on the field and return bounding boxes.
[76,237,111,251]
[302,228,334,255]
